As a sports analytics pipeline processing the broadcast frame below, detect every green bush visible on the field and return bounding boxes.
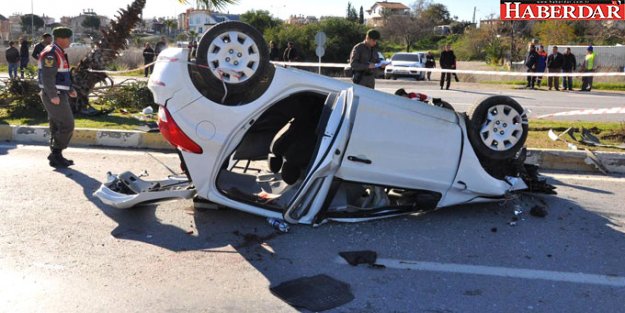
[0,79,46,118]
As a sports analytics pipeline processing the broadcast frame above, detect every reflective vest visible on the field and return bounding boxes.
[38,43,71,91]
[585,52,596,70]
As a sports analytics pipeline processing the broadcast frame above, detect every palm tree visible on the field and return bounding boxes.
[178,0,238,11]
[188,30,198,42]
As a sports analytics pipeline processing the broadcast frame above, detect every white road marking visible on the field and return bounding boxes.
[336,257,625,287]
[545,173,625,183]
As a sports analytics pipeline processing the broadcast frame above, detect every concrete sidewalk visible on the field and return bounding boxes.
[2,124,624,174]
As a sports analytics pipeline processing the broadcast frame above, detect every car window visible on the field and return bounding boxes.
[392,54,420,62]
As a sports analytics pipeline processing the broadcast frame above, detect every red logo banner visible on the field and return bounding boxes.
[500,1,625,20]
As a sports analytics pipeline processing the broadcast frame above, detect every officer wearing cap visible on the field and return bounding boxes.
[38,27,78,168]
[31,33,52,61]
[349,29,384,89]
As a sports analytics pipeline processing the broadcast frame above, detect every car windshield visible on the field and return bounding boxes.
[392,54,421,62]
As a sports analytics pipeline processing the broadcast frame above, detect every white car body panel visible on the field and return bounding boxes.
[335,89,461,195]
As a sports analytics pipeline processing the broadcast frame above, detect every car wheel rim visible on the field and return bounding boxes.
[206,31,260,84]
[479,104,525,151]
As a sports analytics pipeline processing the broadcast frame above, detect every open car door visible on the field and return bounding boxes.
[283,88,355,224]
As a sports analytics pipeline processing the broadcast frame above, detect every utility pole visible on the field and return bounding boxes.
[31,0,34,38]
[510,21,515,64]
[472,6,476,24]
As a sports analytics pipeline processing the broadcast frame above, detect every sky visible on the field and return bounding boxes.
[0,0,499,22]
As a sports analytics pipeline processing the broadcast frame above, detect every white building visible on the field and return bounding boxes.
[178,9,240,36]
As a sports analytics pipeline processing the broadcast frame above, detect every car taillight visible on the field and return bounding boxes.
[157,106,203,154]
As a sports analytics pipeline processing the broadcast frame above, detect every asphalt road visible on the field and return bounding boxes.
[1,144,624,312]
[372,79,625,122]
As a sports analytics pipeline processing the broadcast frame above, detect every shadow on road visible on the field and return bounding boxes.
[0,142,18,156]
[52,168,625,311]
[548,177,614,195]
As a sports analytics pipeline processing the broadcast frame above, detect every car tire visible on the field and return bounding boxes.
[191,21,274,105]
[467,96,528,160]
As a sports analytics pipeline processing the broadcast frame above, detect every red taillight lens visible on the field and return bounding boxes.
[157,106,203,154]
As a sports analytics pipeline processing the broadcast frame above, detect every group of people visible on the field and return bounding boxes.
[525,44,596,92]
[4,34,53,80]
[269,41,299,62]
[142,36,169,77]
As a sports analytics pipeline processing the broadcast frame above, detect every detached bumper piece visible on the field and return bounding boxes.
[94,171,196,209]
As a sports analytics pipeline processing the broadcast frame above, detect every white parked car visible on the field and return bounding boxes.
[94,22,554,225]
[384,52,427,80]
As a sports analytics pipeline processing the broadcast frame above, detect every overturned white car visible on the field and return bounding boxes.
[94,22,554,225]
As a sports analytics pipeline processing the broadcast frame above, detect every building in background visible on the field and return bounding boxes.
[0,15,9,42]
[177,8,239,35]
[60,9,110,38]
[286,15,318,25]
[366,1,409,27]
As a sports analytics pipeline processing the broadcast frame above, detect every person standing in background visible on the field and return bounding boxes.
[424,51,435,81]
[525,44,538,89]
[546,46,563,91]
[439,45,456,90]
[561,47,576,91]
[32,33,53,61]
[154,36,167,57]
[19,37,30,79]
[349,29,384,89]
[535,45,547,88]
[5,41,20,79]
[581,46,596,92]
[142,42,155,77]
[283,41,299,62]
[269,41,280,61]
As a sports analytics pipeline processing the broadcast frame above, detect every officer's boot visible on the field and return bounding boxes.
[48,148,73,168]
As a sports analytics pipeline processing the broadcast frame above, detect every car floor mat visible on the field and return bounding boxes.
[270,274,354,312]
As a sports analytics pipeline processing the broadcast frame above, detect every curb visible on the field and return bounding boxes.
[0,124,171,150]
[2,124,625,174]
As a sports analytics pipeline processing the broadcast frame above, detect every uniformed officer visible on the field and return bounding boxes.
[38,27,78,168]
[349,29,383,89]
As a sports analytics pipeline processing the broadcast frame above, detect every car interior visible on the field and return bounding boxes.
[216,91,327,211]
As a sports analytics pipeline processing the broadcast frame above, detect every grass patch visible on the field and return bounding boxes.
[0,108,151,130]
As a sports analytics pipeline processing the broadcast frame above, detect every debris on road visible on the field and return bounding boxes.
[267,218,290,233]
[584,149,610,175]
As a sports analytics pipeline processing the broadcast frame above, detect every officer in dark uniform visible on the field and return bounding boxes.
[32,33,52,61]
[38,27,78,168]
[349,29,383,89]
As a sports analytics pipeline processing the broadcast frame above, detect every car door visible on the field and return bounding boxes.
[283,89,353,224]
[335,89,463,196]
